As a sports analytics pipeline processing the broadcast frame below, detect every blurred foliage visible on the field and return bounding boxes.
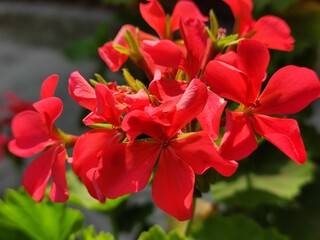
[0,189,83,240]
[191,214,289,240]
[138,225,187,240]
[212,160,314,207]
[71,225,114,240]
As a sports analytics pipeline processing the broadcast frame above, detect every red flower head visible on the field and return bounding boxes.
[96,78,237,220]
[9,75,77,202]
[203,39,320,163]
[224,0,295,51]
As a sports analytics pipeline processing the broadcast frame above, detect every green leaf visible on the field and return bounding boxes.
[222,189,285,209]
[212,160,314,205]
[268,174,320,240]
[138,225,187,240]
[73,225,114,240]
[67,171,129,212]
[0,189,83,240]
[191,214,289,240]
[138,225,166,240]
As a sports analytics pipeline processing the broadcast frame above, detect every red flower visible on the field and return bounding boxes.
[224,0,295,51]
[99,25,136,72]
[203,39,320,163]
[140,0,207,39]
[69,71,147,127]
[98,25,156,75]
[68,71,97,111]
[9,75,76,202]
[96,79,237,220]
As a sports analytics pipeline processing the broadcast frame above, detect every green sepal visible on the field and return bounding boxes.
[165,14,172,39]
[123,68,139,92]
[94,73,108,84]
[209,9,219,39]
[89,123,114,129]
[135,79,148,92]
[124,28,140,54]
[112,43,131,55]
[216,34,240,49]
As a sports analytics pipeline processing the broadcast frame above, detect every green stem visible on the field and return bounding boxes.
[245,172,253,190]
[185,197,196,237]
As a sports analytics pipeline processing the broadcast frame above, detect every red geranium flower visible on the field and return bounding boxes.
[224,0,295,51]
[203,39,320,163]
[9,75,77,202]
[96,78,237,220]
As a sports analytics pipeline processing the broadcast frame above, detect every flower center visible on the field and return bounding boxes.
[241,100,261,116]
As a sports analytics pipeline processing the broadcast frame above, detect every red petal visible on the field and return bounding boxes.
[166,78,208,137]
[253,16,294,51]
[223,0,253,34]
[122,110,168,141]
[197,90,227,140]
[124,89,150,111]
[82,168,106,203]
[22,147,56,201]
[49,145,69,202]
[237,39,269,103]
[95,84,126,126]
[252,115,306,164]
[171,1,208,31]
[204,59,248,104]
[9,111,52,157]
[40,74,59,99]
[72,129,122,176]
[142,40,183,68]
[171,131,238,176]
[256,66,320,115]
[68,71,96,111]
[97,141,160,198]
[139,0,166,38]
[148,74,187,101]
[215,51,238,66]
[152,147,194,220]
[179,18,207,78]
[33,97,63,130]
[98,25,136,71]
[99,42,128,72]
[219,110,258,160]
[224,0,253,18]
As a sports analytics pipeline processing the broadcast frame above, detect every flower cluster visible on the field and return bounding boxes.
[8,0,320,221]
